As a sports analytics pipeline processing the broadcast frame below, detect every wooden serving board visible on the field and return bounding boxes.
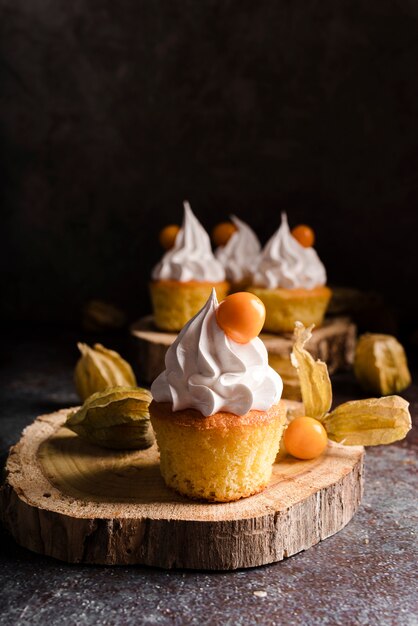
[0,403,364,570]
[130,316,356,400]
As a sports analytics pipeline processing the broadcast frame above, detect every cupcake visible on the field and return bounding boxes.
[248,213,331,333]
[215,216,261,291]
[150,202,229,331]
[149,290,285,502]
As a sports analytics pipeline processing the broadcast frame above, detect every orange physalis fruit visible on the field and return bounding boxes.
[284,416,328,460]
[212,222,237,247]
[216,292,265,343]
[159,225,180,250]
[291,224,315,248]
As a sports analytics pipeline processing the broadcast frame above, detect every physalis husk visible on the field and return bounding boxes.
[291,323,411,447]
[66,386,154,450]
[290,322,332,422]
[75,342,137,401]
[354,333,411,396]
[323,396,411,446]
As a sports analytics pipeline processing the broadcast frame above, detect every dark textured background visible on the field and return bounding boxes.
[1,1,418,329]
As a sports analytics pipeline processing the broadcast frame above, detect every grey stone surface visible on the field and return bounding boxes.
[0,327,417,625]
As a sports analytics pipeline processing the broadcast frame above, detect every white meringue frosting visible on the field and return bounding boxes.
[252,213,326,289]
[215,216,261,283]
[152,202,225,282]
[151,290,283,416]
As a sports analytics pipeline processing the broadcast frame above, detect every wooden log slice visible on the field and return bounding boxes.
[0,405,364,570]
[130,316,357,400]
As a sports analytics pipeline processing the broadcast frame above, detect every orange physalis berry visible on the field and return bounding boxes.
[216,292,265,343]
[291,224,315,248]
[159,225,180,250]
[212,222,237,247]
[283,416,328,460]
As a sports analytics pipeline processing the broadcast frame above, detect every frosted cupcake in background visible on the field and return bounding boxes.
[215,216,261,291]
[150,202,229,331]
[149,290,285,502]
[248,213,332,333]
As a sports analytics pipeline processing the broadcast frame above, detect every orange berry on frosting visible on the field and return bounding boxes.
[159,224,180,250]
[216,292,266,343]
[212,222,237,247]
[284,416,328,460]
[291,224,315,248]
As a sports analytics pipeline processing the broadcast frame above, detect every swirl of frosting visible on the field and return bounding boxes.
[152,202,225,282]
[151,290,283,416]
[215,216,261,283]
[252,213,326,289]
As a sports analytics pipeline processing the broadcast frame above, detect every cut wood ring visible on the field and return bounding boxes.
[0,405,364,570]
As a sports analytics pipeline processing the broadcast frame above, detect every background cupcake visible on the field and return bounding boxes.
[150,202,229,331]
[248,213,332,333]
[215,216,261,292]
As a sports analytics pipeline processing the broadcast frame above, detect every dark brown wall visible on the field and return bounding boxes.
[1,1,418,327]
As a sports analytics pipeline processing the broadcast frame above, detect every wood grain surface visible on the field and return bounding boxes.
[0,404,364,570]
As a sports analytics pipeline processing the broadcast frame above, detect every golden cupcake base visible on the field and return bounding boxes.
[247,286,332,333]
[149,400,287,502]
[150,280,229,331]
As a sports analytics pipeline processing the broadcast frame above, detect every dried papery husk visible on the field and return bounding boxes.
[82,299,126,332]
[75,342,137,401]
[354,333,411,396]
[290,322,332,422]
[323,395,411,446]
[66,386,154,450]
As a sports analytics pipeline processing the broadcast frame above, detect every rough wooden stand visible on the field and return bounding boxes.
[0,405,364,570]
[131,316,356,399]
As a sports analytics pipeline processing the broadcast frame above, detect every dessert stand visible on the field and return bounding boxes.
[0,402,363,570]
